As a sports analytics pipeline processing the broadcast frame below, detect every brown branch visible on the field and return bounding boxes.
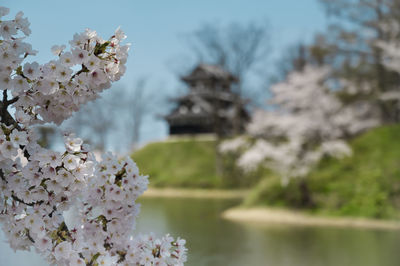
[11,193,42,207]
[0,93,29,161]
[0,108,20,129]
[2,90,7,103]
[71,65,89,80]
[2,90,19,107]
[6,96,19,106]
[0,169,5,183]
[0,90,21,129]
[26,229,35,243]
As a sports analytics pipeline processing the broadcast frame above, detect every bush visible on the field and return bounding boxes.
[244,125,400,219]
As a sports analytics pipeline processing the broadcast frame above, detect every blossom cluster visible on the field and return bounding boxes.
[375,19,400,103]
[0,6,128,125]
[221,66,378,183]
[0,6,187,266]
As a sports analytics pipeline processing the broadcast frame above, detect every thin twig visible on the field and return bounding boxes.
[26,230,35,243]
[0,169,6,183]
[11,194,38,207]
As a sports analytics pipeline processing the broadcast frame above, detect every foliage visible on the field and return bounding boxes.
[222,65,378,185]
[186,21,269,97]
[244,125,400,219]
[234,0,400,215]
[317,0,400,123]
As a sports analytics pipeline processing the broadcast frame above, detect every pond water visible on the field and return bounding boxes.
[1,197,400,266]
[136,198,400,266]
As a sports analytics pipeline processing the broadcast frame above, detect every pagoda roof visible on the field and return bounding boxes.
[164,112,210,121]
[170,90,248,103]
[181,64,238,83]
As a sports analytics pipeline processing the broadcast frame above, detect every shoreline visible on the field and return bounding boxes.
[142,188,400,230]
[142,187,248,199]
[222,207,400,230]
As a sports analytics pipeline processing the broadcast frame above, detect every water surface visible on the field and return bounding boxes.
[136,197,400,266]
[1,197,400,266]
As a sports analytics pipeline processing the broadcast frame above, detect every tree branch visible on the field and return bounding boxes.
[3,90,7,103]
[71,65,89,80]
[26,230,35,243]
[0,90,21,130]
[6,96,19,106]
[11,193,41,207]
[0,169,6,183]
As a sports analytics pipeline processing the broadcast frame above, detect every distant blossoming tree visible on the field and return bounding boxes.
[221,65,379,186]
[0,7,186,266]
[375,19,400,111]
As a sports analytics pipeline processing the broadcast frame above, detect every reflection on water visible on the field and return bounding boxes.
[1,197,400,266]
[136,197,400,266]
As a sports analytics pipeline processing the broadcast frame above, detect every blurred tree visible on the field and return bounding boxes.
[122,78,154,151]
[270,34,337,86]
[187,22,270,89]
[65,89,122,151]
[273,43,310,82]
[65,79,159,152]
[318,0,400,123]
[186,21,270,134]
[222,65,379,206]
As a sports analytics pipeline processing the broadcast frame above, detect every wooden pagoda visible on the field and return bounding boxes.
[164,64,249,137]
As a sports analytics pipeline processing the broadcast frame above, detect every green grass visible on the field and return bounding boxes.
[132,125,400,219]
[244,125,400,219]
[131,140,222,188]
[131,138,260,188]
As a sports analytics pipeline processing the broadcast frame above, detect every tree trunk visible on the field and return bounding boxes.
[215,138,224,178]
[299,179,314,208]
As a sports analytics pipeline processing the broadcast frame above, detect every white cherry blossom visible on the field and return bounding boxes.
[0,6,187,266]
[223,65,378,182]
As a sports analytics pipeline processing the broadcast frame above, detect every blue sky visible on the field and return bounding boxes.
[3,0,327,147]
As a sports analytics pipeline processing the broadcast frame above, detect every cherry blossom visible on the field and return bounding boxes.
[0,6,187,266]
[222,65,379,183]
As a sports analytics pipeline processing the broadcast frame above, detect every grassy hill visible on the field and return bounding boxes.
[131,139,222,188]
[244,125,400,219]
[132,126,400,219]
